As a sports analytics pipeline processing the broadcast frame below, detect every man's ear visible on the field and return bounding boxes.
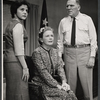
[78,5,81,11]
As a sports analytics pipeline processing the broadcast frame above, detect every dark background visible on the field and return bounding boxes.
[98,0,100,99]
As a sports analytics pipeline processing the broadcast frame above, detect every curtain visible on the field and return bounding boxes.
[25,4,38,56]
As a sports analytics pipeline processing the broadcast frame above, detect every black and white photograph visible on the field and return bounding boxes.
[3,0,98,100]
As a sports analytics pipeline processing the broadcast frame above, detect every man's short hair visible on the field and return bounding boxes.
[66,0,80,5]
[76,0,80,5]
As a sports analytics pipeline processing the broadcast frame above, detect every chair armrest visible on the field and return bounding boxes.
[28,82,42,96]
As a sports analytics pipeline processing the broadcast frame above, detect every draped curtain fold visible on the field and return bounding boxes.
[25,4,38,56]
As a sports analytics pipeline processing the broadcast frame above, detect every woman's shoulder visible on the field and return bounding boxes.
[11,19,21,26]
[13,23,23,30]
[6,19,21,30]
[52,48,58,53]
[32,47,42,54]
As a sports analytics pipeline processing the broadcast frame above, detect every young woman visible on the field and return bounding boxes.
[31,26,77,100]
[4,1,30,100]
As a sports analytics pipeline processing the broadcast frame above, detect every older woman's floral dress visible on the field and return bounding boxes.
[32,46,77,100]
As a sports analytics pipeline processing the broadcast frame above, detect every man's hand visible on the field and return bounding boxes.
[86,57,95,68]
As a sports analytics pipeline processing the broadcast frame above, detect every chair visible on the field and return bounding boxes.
[25,56,46,100]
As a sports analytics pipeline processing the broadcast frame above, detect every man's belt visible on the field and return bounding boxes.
[64,44,90,48]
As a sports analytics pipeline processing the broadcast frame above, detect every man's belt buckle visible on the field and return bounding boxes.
[74,45,82,48]
[75,45,80,48]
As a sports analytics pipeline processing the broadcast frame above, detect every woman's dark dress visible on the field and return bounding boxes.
[4,19,29,100]
[32,46,77,100]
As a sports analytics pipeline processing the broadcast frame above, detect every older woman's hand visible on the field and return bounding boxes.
[62,81,70,91]
[57,84,62,90]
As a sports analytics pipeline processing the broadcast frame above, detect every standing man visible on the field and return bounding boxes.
[57,0,98,100]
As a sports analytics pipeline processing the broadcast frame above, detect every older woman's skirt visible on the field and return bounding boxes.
[30,81,77,100]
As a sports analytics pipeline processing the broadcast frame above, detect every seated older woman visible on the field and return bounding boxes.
[31,26,77,100]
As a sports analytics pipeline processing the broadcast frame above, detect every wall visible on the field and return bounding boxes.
[46,0,67,46]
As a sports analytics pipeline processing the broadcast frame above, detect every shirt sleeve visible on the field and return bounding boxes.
[88,17,98,57]
[32,51,59,88]
[57,21,64,57]
[13,23,24,56]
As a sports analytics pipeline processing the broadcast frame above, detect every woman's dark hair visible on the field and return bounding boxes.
[10,1,30,18]
[38,26,54,45]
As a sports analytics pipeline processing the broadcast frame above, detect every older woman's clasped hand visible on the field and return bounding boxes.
[62,81,70,91]
[57,81,70,92]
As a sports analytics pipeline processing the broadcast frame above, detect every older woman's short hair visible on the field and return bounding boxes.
[38,26,54,45]
[10,1,30,18]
